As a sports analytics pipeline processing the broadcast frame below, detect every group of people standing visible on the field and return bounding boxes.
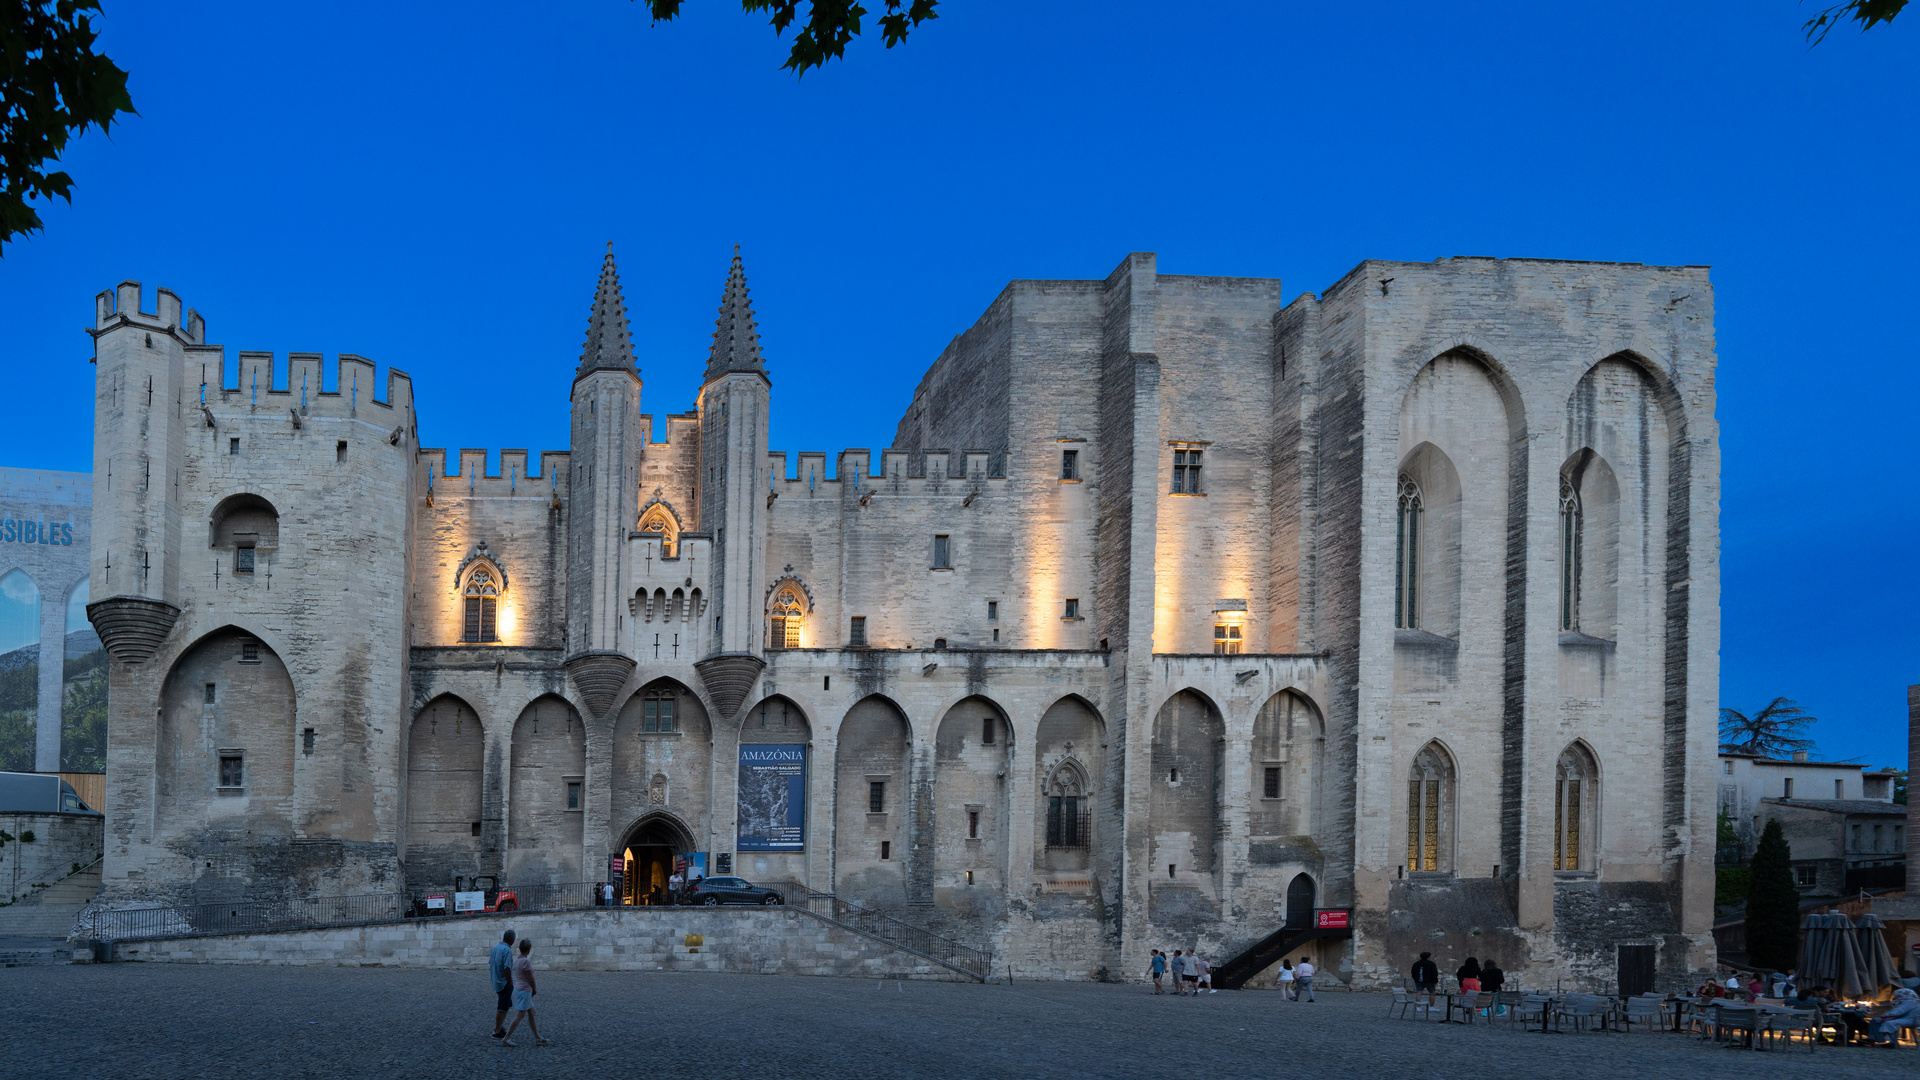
[1148,949,1216,995]
[1144,950,1317,1000]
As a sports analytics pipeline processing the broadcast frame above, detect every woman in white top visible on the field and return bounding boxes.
[1277,960,1296,1000]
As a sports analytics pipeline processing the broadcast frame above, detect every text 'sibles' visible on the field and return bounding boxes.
[2,516,76,546]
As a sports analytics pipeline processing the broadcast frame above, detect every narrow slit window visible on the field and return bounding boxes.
[933,534,951,569]
[1395,474,1422,629]
[968,810,980,839]
[228,437,239,455]
[981,717,994,745]
[880,840,891,860]
[301,728,315,754]
[1559,478,1582,632]
[566,781,582,810]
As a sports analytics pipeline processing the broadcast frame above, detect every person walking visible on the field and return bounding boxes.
[1276,959,1296,1001]
[489,929,517,1039]
[668,869,684,906]
[1411,951,1439,1012]
[1196,955,1215,994]
[1294,957,1316,1002]
[1150,950,1167,994]
[501,938,548,1047]
[1170,950,1188,996]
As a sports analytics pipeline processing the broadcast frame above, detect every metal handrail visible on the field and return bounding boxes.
[775,880,990,977]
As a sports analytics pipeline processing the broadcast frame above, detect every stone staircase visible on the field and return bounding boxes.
[0,860,100,946]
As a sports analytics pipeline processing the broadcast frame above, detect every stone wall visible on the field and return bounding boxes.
[0,811,102,904]
[109,906,972,980]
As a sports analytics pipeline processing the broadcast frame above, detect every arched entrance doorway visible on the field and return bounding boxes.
[617,814,694,906]
[1285,872,1317,929]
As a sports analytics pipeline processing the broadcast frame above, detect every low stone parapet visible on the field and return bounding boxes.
[108,905,974,980]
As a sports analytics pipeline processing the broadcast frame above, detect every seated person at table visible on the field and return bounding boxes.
[1696,980,1725,1000]
[1784,984,1825,1009]
[1456,957,1482,994]
[1869,987,1920,1046]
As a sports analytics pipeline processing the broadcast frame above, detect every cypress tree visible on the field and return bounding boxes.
[1745,818,1800,972]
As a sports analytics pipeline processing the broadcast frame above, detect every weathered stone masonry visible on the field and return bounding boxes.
[85,249,1720,987]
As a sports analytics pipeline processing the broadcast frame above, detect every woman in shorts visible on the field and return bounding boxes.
[501,938,549,1047]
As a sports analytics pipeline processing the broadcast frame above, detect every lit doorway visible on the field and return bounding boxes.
[618,815,693,906]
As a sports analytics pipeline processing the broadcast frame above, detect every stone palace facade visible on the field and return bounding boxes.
[83,249,1721,987]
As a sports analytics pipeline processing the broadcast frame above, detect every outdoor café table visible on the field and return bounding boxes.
[1533,996,1562,1034]
[1437,991,1471,1025]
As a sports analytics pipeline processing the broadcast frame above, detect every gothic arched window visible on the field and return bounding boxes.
[1395,474,1422,629]
[1559,477,1583,632]
[1406,744,1453,873]
[768,582,806,650]
[1555,744,1598,871]
[638,504,679,558]
[462,566,499,642]
[1045,762,1089,849]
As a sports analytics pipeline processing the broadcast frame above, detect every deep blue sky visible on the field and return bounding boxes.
[1,1,1913,766]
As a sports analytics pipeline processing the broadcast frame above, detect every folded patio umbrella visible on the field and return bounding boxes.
[1855,913,1900,999]
[1799,912,1872,999]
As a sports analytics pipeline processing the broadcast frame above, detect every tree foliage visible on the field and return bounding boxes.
[1719,697,1819,758]
[0,0,136,252]
[60,645,106,773]
[638,0,938,74]
[1745,818,1801,972]
[1805,0,1907,43]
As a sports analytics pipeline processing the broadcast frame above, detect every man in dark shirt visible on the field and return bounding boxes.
[1411,952,1440,1012]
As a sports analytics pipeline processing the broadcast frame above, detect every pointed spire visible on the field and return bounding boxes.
[705,244,765,382]
[578,242,637,378]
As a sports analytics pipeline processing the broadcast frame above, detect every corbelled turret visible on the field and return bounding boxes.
[577,243,638,380]
[703,245,765,382]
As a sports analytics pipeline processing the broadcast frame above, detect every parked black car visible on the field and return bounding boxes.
[684,876,784,906]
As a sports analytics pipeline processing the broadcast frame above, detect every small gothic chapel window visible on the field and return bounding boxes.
[1171,447,1203,493]
[1555,745,1597,871]
[1213,622,1242,655]
[1394,474,1422,629]
[768,583,805,650]
[638,504,679,558]
[1406,746,1451,873]
[642,688,677,733]
[463,567,499,642]
[1559,478,1583,632]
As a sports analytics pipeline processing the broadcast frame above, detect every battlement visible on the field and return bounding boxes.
[642,411,700,445]
[94,280,206,344]
[769,448,1007,500]
[417,448,570,499]
[217,351,415,416]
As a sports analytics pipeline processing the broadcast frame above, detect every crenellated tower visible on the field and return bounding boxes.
[86,282,206,665]
[564,246,644,714]
[692,247,772,718]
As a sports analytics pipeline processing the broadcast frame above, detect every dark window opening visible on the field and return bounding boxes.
[204,683,216,705]
[992,628,999,643]
[471,821,482,837]
[642,688,677,733]
[933,534,951,569]
[987,600,997,621]
[335,440,347,462]
[869,781,886,814]
[228,437,239,455]
[880,840,891,860]
[849,616,867,647]
[566,781,582,810]
[302,728,315,755]
[823,675,831,691]
[1168,863,1177,879]
[1171,448,1203,493]
[1061,449,1078,480]
[235,545,255,575]
[218,755,243,787]
[463,596,498,642]
[1795,864,1816,886]
[981,718,994,745]
[1046,796,1088,849]
[1169,767,1178,783]
[1264,767,1281,799]
[241,640,260,663]
[1064,598,1080,619]
[968,810,980,839]
[934,637,947,650]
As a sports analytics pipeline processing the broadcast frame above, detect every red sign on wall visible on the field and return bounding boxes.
[1316,909,1351,930]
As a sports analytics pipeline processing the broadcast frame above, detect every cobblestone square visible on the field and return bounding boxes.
[7,966,1916,1079]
